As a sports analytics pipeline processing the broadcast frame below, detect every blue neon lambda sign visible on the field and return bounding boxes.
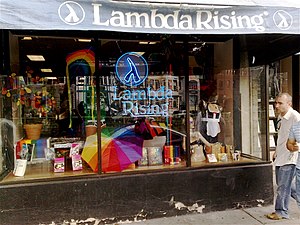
[114,52,172,117]
[115,52,148,87]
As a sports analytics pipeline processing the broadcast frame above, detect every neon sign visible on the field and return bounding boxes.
[115,52,148,87]
[114,52,173,117]
[112,86,172,117]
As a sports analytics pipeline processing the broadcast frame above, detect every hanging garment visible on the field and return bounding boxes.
[202,103,221,138]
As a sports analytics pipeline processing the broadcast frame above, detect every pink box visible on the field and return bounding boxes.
[72,154,83,171]
[54,157,65,172]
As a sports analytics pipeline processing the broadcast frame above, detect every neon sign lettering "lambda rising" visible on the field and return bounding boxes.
[114,52,173,117]
[112,86,172,117]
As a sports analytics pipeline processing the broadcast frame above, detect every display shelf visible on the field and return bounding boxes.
[268,102,278,149]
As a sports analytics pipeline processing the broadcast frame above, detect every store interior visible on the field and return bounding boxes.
[3,31,299,183]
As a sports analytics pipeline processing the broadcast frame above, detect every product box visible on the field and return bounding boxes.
[173,145,181,164]
[13,159,27,177]
[15,139,32,160]
[54,157,65,172]
[217,153,228,162]
[44,147,55,160]
[207,154,218,163]
[70,143,80,156]
[163,145,181,164]
[72,154,83,171]
[147,147,163,166]
[211,143,222,155]
[163,145,171,164]
[191,145,206,162]
[138,147,148,166]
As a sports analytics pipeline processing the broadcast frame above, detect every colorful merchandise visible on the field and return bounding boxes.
[54,157,65,172]
[138,147,148,166]
[72,154,83,171]
[147,147,163,166]
[163,145,180,164]
[81,125,143,172]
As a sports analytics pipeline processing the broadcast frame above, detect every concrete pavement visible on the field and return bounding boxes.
[40,165,300,225]
[41,199,300,225]
[105,165,299,225]
[103,164,300,225]
[106,200,300,225]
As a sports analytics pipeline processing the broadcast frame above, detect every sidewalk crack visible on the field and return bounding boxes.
[241,209,265,224]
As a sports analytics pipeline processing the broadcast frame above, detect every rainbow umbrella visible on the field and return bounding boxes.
[81,125,144,172]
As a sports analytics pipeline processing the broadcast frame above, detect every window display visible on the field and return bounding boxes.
[0,33,273,183]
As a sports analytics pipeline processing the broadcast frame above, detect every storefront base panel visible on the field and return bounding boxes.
[0,163,273,225]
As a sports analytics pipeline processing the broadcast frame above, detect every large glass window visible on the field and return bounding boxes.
[188,39,269,166]
[0,32,277,183]
[97,38,187,172]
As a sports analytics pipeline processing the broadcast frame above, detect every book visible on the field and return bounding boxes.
[13,159,27,177]
[147,147,163,166]
[269,135,276,148]
[163,146,171,164]
[269,104,275,118]
[269,120,276,133]
[207,154,217,163]
[217,153,228,162]
[70,143,80,156]
[138,147,148,166]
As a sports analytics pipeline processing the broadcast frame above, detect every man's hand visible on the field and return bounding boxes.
[286,138,299,152]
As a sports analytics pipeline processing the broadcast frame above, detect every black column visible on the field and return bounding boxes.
[292,55,300,111]
[0,30,10,74]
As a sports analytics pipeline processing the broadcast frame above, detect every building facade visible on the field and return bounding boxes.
[1,1,300,224]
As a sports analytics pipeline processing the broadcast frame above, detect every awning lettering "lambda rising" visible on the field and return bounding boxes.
[93,4,268,32]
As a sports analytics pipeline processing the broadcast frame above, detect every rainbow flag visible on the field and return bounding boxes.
[66,49,95,128]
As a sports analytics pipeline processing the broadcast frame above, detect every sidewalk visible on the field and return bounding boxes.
[105,164,300,225]
[51,200,300,225]
[105,200,300,225]
[42,165,300,225]
[104,164,300,225]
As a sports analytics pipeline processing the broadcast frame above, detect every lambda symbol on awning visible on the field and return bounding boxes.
[65,4,80,23]
[273,10,293,30]
[58,1,85,25]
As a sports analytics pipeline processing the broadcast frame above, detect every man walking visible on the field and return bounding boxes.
[286,120,300,209]
[266,93,300,220]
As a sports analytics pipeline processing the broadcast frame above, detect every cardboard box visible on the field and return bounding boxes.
[148,147,163,166]
[54,157,65,172]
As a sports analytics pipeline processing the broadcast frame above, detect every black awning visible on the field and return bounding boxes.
[1,0,300,34]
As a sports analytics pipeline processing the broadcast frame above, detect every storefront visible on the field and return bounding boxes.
[1,0,300,224]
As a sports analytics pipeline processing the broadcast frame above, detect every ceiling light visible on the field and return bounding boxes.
[27,55,45,61]
[45,77,57,80]
[41,68,52,73]
[77,39,92,42]
[139,41,156,44]
[22,37,32,40]
[295,52,300,55]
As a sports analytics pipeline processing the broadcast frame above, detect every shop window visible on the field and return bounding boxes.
[96,47,187,173]
[268,59,291,150]
[0,33,270,183]
[188,38,269,165]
